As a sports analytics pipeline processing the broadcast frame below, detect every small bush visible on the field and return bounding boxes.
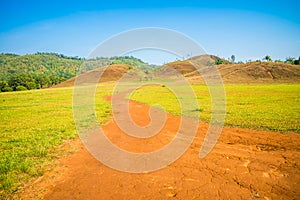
[15,86,27,91]
[26,82,37,90]
[214,58,226,65]
[2,86,13,92]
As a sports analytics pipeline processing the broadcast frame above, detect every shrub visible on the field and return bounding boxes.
[214,58,226,65]
[26,82,37,90]
[294,57,300,65]
[0,81,9,92]
[15,86,28,91]
[2,86,13,92]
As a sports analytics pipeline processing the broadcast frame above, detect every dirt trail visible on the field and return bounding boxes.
[20,98,300,199]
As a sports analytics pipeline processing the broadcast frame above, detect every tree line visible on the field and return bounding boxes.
[214,55,300,65]
[0,73,66,92]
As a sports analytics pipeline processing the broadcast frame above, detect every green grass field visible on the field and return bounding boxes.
[0,85,112,199]
[0,83,299,198]
[131,84,300,132]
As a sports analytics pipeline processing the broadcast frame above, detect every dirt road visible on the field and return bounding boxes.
[20,98,300,199]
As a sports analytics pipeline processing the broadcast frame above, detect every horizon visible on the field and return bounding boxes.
[0,0,299,65]
[1,51,298,65]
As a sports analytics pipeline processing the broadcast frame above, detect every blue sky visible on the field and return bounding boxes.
[0,0,299,64]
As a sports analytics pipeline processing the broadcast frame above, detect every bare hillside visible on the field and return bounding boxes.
[52,64,146,88]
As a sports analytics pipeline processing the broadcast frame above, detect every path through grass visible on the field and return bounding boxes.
[131,84,300,132]
[1,83,299,198]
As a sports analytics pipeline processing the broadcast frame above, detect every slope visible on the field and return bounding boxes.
[52,64,146,88]
[158,55,300,84]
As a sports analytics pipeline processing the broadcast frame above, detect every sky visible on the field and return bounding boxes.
[0,0,299,64]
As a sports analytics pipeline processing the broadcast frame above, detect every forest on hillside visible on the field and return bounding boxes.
[0,53,157,92]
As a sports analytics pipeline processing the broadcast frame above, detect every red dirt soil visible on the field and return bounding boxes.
[19,99,300,199]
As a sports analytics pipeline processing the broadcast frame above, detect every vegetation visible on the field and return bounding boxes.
[0,84,113,198]
[263,55,272,62]
[214,57,227,65]
[1,52,300,198]
[214,55,300,65]
[0,81,299,198]
[1,52,298,92]
[131,84,300,133]
[110,56,158,70]
[285,56,300,65]
[0,53,158,92]
[230,55,235,63]
[0,53,83,92]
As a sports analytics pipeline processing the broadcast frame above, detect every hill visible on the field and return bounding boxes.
[156,55,300,84]
[186,61,300,84]
[0,53,83,91]
[53,64,148,88]
[156,54,228,76]
[4,53,299,91]
[0,53,157,92]
[109,56,158,71]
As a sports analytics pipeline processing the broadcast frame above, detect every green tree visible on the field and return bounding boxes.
[8,73,34,90]
[0,81,9,92]
[49,74,60,85]
[231,55,235,63]
[294,57,300,65]
[285,57,295,64]
[264,55,272,62]
[2,86,13,92]
[26,82,37,90]
[35,75,51,88]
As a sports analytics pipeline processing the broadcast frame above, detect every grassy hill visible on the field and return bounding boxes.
[0,53,157,92]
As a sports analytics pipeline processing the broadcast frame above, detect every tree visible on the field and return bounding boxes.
[35,75,51,88]
[263,55,272,62]
[285,57,295,64]
[0,81,9,92]
[8,73,35,90]
[26,82,37,90]
[231,55,235,63]
[2,86,13,92]
[294,56,300,65]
